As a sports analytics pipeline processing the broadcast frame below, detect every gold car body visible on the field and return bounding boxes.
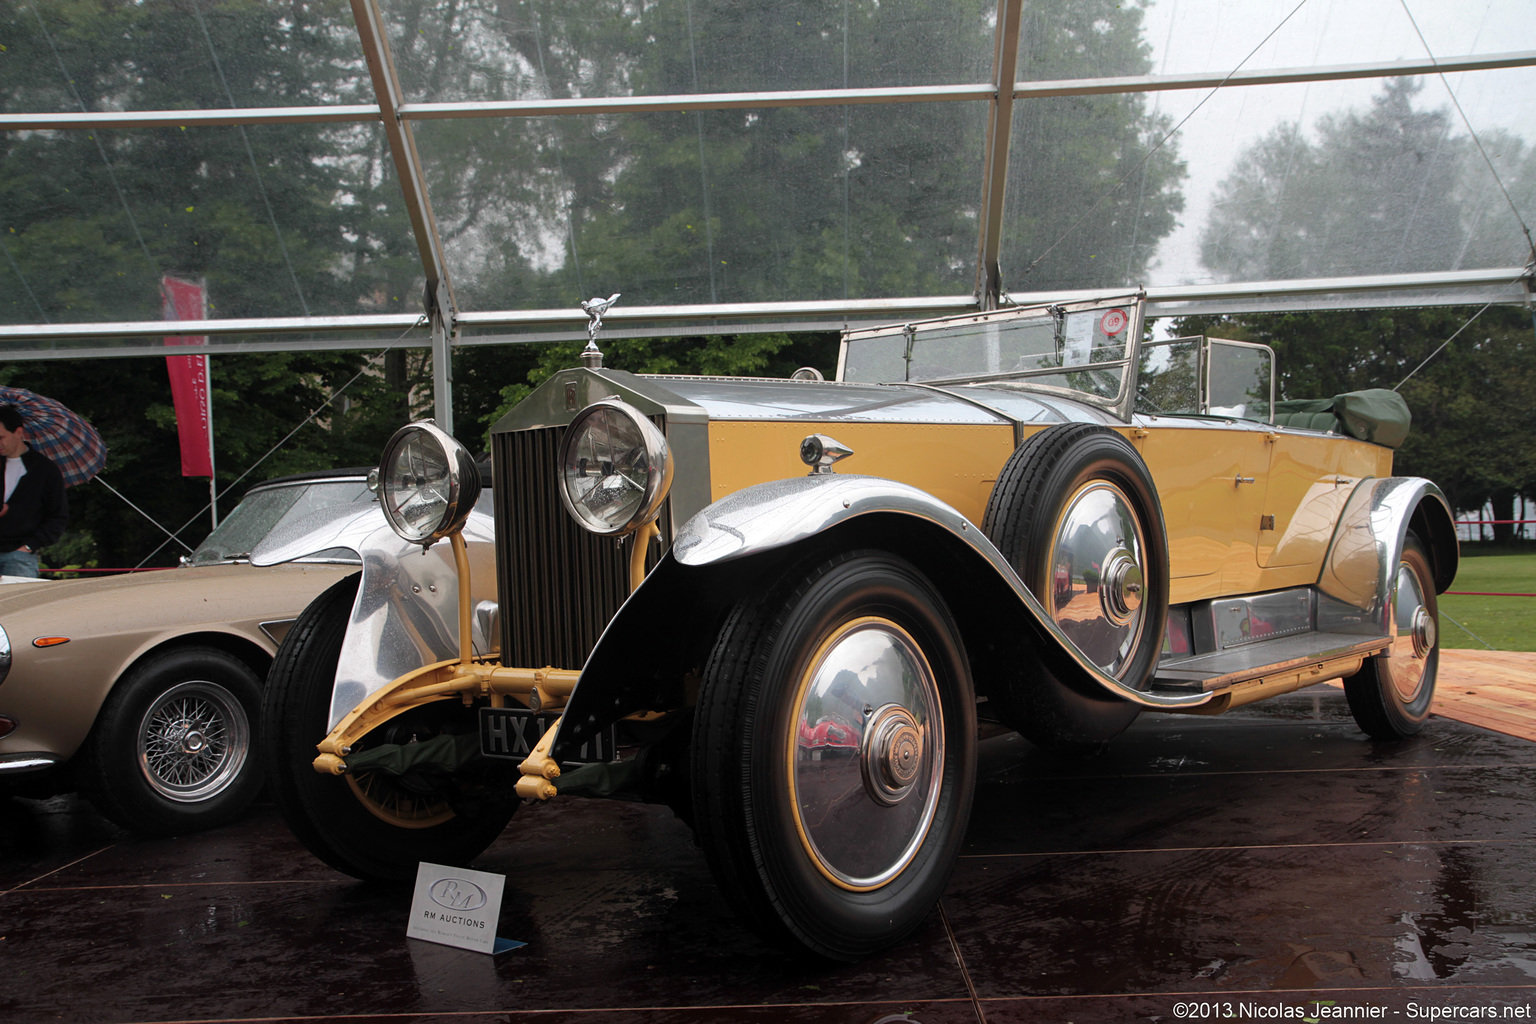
[297,294,1455,779]
[262,294,1457,960]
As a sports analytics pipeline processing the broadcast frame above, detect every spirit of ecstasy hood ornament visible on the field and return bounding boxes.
[579,293,620,368]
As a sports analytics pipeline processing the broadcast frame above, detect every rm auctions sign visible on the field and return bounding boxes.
[407,862,519,954]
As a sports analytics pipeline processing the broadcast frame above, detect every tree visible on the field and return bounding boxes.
[1200,77,1533,281]
[1003,0,1187,292]
[0,1,432,567]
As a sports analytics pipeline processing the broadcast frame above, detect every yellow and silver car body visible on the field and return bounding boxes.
[260,294,1460,961]
[280,300,1458,763]
[251,491,498,732]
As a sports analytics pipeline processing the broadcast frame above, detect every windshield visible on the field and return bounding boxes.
[188,479,372,565]
[840,299,1139,410]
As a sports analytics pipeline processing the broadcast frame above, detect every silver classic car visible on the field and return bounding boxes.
[258,294,1455,959]
[0,470,370,833]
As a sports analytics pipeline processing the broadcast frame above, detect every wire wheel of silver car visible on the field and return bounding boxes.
[982,422,1170,750]
[691,550,976,961]
[260,574,519,881]
[81,647,264,835]
[1343,533,1440,739]
[137,679,250,803]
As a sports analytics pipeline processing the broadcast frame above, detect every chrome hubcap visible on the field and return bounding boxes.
[789,618,943,891]
[1047,480,1150,676]
[1387,561,1434,703]
[137,681,249,803]
[862,704,923,805]
[1411,606,1436,660]
[1100,548,1144,625]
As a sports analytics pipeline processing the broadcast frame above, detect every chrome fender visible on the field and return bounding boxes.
[673,475,1206,708]
[252,498,498,731]
[555,475,1208,758]
[1317,477,1458,634]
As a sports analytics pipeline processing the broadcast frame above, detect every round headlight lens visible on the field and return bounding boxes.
[379,422,481,545]
[559,401,673,536]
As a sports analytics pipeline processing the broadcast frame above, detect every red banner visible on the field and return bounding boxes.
[162,276,213,478]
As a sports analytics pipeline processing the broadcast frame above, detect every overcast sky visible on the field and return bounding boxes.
[1133,0,1536,284]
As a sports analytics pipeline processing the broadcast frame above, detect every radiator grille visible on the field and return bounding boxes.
[494,422,670,670]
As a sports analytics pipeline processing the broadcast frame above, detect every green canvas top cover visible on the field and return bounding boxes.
[1272,388,1411,449]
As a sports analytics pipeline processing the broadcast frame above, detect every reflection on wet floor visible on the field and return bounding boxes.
[3,686,1534,1023]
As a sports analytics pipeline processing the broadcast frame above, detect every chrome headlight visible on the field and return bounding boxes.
[558,400,673,536]
[378,421,481,546]
[0,623,10,686]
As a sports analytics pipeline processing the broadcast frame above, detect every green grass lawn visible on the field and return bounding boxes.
[1439,550,1536,651]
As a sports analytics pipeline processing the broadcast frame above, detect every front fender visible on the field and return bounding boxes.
[252,498,497,731]
[553,475,1209,759]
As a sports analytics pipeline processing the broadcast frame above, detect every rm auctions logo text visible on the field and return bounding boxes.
[428,878,488,912]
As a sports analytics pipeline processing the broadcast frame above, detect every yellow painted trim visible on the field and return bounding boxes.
[515,716,563,801]
[311,659,582,773]
[629,519,660,593]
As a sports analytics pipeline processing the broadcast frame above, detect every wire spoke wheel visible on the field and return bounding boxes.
[345,771,456,829]
[82,648,265,835]
[137,683,248,801]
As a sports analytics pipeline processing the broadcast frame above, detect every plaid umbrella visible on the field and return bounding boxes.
[0,386,107,488]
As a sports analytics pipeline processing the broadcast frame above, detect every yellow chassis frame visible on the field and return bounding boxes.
[309,521,660,802]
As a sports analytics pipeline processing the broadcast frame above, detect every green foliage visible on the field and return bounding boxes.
[1,0,1185,566]
[1004,0,1186,290]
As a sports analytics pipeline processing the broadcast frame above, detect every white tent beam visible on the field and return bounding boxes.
[1,267,1528,361]
[6,52,1533,132]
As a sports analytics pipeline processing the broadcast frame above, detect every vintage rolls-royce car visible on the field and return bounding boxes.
[256,294,1456,961]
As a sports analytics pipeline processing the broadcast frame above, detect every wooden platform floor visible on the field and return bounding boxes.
[1432,648,1536,742]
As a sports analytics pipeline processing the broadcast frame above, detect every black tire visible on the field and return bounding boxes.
[80,646,264,836]
[1344,534,1440,739]
[982,422,1169,748]
[691,551,976,961]
[259,574,518,881]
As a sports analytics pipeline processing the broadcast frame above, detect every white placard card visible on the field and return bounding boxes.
[406,862,521,954]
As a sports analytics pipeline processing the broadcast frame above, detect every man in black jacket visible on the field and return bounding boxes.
[0,404,69,578]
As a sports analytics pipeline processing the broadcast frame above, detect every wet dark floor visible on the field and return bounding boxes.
[4,687,1535,1024]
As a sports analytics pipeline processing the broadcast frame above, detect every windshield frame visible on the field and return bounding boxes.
[1136,335,1277,424]
[186,476,372,566]
[836,294,1146,420]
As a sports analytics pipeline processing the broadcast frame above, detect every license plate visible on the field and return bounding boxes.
[478,706,617,763]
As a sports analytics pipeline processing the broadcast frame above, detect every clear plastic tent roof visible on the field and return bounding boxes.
[2,0,1533,387]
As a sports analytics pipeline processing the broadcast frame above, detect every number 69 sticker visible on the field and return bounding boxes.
[1100,308,1128,336]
